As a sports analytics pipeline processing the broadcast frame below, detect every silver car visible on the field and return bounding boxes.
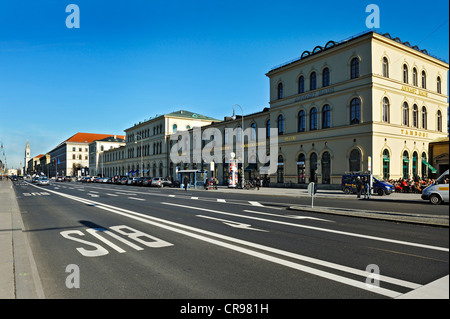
[37,176,50,186]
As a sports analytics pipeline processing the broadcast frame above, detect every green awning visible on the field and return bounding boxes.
[422,159,437,173]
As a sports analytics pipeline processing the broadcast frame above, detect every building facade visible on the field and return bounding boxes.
[179,31,448,187]
[48,133,124,177]
[102,110,219,178]
[88,136,126,177]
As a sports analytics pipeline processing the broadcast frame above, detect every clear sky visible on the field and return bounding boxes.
[0,0,448,169]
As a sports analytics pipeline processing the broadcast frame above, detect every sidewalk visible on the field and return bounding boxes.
[0,179,44,299]
[182,185,449,227]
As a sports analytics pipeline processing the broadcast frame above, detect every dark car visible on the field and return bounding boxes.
[341,174,395,196]
[118,177,128,185]
[141,177,153,186]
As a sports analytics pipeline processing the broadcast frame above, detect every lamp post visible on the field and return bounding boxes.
[232,104,244,188]
[135,134,143,178]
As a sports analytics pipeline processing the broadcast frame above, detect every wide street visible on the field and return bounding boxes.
[8,179,449,302]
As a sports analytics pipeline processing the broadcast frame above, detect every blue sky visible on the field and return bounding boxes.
[0,0,448,169]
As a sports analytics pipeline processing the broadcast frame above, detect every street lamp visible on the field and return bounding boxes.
[232,104,244,188]
[135,134,143,178]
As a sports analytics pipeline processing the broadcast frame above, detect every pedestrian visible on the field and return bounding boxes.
[183,176,189,191]
[256,176,260,190]
[356,176,362,198]
[363,176,370,199]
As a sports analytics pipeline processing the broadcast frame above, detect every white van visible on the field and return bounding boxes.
[421,169,449,205]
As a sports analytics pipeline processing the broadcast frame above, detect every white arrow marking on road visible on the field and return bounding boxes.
[197,215,268,232]
[243,210,332,223]
[248,201,263,207]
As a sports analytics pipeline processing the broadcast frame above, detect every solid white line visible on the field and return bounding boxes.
[163,202,449,253]
[25,183,425,297]
[128,197,145,201]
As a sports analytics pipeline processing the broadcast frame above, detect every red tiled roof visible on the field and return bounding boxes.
[65,133,125,144]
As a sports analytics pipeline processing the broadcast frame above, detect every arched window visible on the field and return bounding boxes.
[382,57,389,77]
[277,155,284,183]
[382,149,390,180]
[310,153,318,183]
[297,154,306,184]
[310,72,317,90]
[298,110,306,132]
[437,76,442,94]
[173,124,177,133]
[277,115,284,135]
[350,58,359,79]
[321,152,331,184]
[412,68,418,86]
[250,123,256,141]
[322,104,331,129]
[421,70,426,89]
[349,149,361,172]
[402,102,409,126]
[298,76,305,94]
[310,107,317,130]
[350,98,361,124]
[412,104,419,128]
[421,106,427,129]
[403,64,409,84]
[322,68,330,87]
[437,110,442,132]
[382,97,389,122]
[421,152,428,178]
[412,152,418,177]
[402,151,409,179]
[277,82,283,99]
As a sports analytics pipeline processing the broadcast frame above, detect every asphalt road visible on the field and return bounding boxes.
[12,180,449,302]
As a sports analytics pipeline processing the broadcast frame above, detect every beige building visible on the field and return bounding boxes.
[102,110,220,178]
[184,31,448,187]
[88,136,126,176]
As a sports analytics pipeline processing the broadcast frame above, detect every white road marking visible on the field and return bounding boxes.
[25,183,443,297]
[249,201,263,207]
[163,202,448,252]
[106,193,118,197]
[128,197,145,201]
[217,199,226,202]
[244,210,332,222]
[191,197,199,200]
[197,215,268,232]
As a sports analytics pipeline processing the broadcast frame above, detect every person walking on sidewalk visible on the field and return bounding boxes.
[356,176,362,198]
[183,176,189,191]
[363,176,370,200]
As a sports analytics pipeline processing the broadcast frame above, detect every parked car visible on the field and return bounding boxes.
[81,176,91,183]
[64,176,72,182]
[37,176,50,186]
[32,176,39,183]
[141,177,153,186]
[135,177,147,186]
[341,174,395,196]
[151,177,172,188]
[421,169,449,205]
[56,176,63,182]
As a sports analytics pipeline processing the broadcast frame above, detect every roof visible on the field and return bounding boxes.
[267,30,448,74]
[50,133,125,152]
[165,110,220,121]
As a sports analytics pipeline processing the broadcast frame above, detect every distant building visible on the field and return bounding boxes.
[48,133,125,177]
[89,135,126,176]
[24,141,30,173]
[102,110,219,177]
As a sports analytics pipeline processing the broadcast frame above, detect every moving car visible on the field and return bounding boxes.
[37,176,50,186]
[341,174,395,196]
[421,170,449,205]
[151,177,172,188]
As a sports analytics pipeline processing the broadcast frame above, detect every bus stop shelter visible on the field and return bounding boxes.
[177,169,207,189]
